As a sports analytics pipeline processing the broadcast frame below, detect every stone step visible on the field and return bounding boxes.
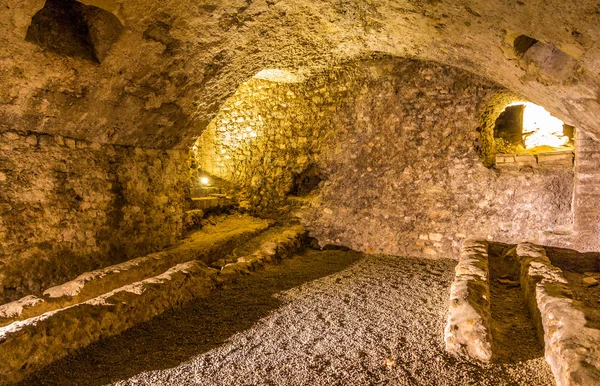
[0,214,271,328]
[0,224,308,385]
[575,175,600,184]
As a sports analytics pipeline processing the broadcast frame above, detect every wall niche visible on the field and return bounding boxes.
[26,0,124,63]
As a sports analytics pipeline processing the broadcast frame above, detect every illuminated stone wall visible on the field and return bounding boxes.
[190,67,356,212]
[194,58,576,257]
[304,60,575,257]
[0,131,188,302]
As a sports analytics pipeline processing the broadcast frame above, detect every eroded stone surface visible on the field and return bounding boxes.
[0,214,270,327]
[3,1,600,148]
[0,223,307,385]
[195,58,576,258]
[0,130,189,303]
[516,242,600,386]
[0,260,216,385]
[445,240,492,362]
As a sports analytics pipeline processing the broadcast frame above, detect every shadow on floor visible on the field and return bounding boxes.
[16,249,362,386]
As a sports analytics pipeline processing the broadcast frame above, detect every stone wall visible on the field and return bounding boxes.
[194,58,576,258]
[306,60,574,257]
[0,130,188,302]
[573,130,600,251]
[190,67,356,213]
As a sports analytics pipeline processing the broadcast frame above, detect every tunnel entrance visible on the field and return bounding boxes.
[494,102,574,154]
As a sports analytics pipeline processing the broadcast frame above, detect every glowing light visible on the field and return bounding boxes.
[253,69,305,83]
[508,102,569,149]
[200,177,210,186]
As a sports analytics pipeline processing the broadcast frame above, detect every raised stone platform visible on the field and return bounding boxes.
[0,218,307,385]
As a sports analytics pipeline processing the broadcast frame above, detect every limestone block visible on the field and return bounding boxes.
[516,243,600,386]
[444,240,493,362]
[538,151,574,168]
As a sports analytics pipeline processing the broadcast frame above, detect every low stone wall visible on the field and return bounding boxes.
[516,243,600,386]
[0,261,217,385]
[573,131,600,251]
[0,215,270,327]
[0,130,189,303]
[0,223,308,385]
[444,240,492,362]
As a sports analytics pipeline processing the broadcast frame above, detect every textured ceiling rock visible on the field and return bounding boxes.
[1,0,600,148]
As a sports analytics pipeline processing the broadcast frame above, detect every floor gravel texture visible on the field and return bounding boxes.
[18,250,555,386]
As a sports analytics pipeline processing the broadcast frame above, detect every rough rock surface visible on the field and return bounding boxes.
[0,221,307,385]
[195,58,576,258]
[3,0,600,148]
[516,243,600,386]
[444,240,492,362]
[0,130,188,302]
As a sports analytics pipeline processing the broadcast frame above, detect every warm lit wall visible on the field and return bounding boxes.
[304,60,574,256]
[0,131,188,302]
[190,67,356,212]
[195,58,576,257]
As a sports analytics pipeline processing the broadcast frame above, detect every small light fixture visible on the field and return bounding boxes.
[200,176,210,186]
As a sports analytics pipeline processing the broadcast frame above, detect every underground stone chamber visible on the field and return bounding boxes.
[3,1,600,385]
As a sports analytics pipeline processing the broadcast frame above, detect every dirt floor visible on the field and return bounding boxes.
[488,254,545,364]
[17,250,555,386]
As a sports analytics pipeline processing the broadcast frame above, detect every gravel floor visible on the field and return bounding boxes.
[19,250,555,386]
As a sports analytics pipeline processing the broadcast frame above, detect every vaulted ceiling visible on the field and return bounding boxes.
[2,0,600,148]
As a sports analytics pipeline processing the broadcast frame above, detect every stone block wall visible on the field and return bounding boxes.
[573,130,600,251]
[0,130,188,302]
[190,68,356,213]
[305,60,574,257]
[194,57,577,258]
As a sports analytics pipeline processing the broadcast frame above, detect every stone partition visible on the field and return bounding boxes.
[444,240,492,362]
[573,130,600,251]
[516,243,600,386]
[0,131,188,303]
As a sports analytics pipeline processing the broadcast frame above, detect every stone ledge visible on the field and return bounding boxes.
[0,224,307,385]
[495,151,574,169]
[516,243,600,386]
[0,215,271,328]
[0,261,216,385]
[444,240,493,362]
